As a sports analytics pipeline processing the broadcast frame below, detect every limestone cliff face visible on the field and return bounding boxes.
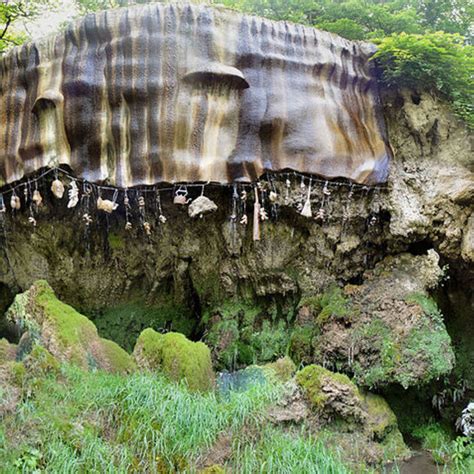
[0,4,390,186]
[0,88,471,387]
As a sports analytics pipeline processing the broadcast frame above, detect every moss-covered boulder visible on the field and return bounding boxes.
[296,364,366,425]
[5,281,135,374]
[296,364,409,463]
[133,329,215,391]
[306,252,455,389]
[263,356,296,382]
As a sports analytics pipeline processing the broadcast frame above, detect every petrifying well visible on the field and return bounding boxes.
[0,3,392,188]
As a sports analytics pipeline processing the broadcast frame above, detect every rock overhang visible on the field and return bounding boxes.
[0,3,392,188]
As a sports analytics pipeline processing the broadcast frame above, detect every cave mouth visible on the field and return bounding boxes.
[406,238,434,255]
[88,299,205,353]
[87,273,205,353]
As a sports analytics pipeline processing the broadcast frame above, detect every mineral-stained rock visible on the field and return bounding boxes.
[133,328,215,391]
[5,280,135,374]
[296,364,366,425]
[295,364,409,462]
[461,214,474,263]
[267,381,309,424]
[0,90,470,394]
[298,251,455,389]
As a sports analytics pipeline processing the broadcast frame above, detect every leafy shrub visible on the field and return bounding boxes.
[373,32,474,128]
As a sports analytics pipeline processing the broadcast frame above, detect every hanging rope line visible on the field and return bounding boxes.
[0,166,386,243]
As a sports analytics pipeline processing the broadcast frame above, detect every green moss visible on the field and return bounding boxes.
[7,281,140,374]
[296,364,360,412]
[107,232,125,251]
[264,356,296,382]
[289,326,315,365]
[24,345,60,377]
[6,361,26,386]
[192,272,224,309]
[32,281,97,366]
[363,392,397,440]
[380,430,410,462]
[199,465,225,474]
[352,302,453,389]
[401,320,454,386]
[134,329,215,391]
[99,338,136,374]
[317,286,353,326]
[92,300,196,353]
[406,293,444,325]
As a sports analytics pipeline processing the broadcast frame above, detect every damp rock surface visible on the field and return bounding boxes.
[6,280,135,373]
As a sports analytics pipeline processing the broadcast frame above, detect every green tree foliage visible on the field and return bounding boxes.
[214,0,473,127]
[3,0,473,126]
[0,0,60,53]
[374,32,474,127]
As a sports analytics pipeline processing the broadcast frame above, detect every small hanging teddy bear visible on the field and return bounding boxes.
[32,189,43,207]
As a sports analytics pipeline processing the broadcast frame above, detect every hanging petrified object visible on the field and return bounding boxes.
[188,195,218,218]
[300,181,312,218]
[97,196,118,213]
[253,187,260,241]
[240,214,248,225]
[67,180,79,208]
[323,181,331,196]
[174,187,190,205]
[259,207,269,221]
[51,179,65,199]
[32,189,43,207]
[28,216,37,226]
[125,221,132,231]
[82,213,92,226]
[156,192,167,224]
[10,192,20,210]
[315,207,325,221]
[143,221,152,235]
[269,191,278,202]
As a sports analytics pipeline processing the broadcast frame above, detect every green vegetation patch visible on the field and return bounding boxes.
[92,299,196,353]
[204,301,291,370]
[317,286,354,326]
[134,328,215,391]
[0,363,283,472]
